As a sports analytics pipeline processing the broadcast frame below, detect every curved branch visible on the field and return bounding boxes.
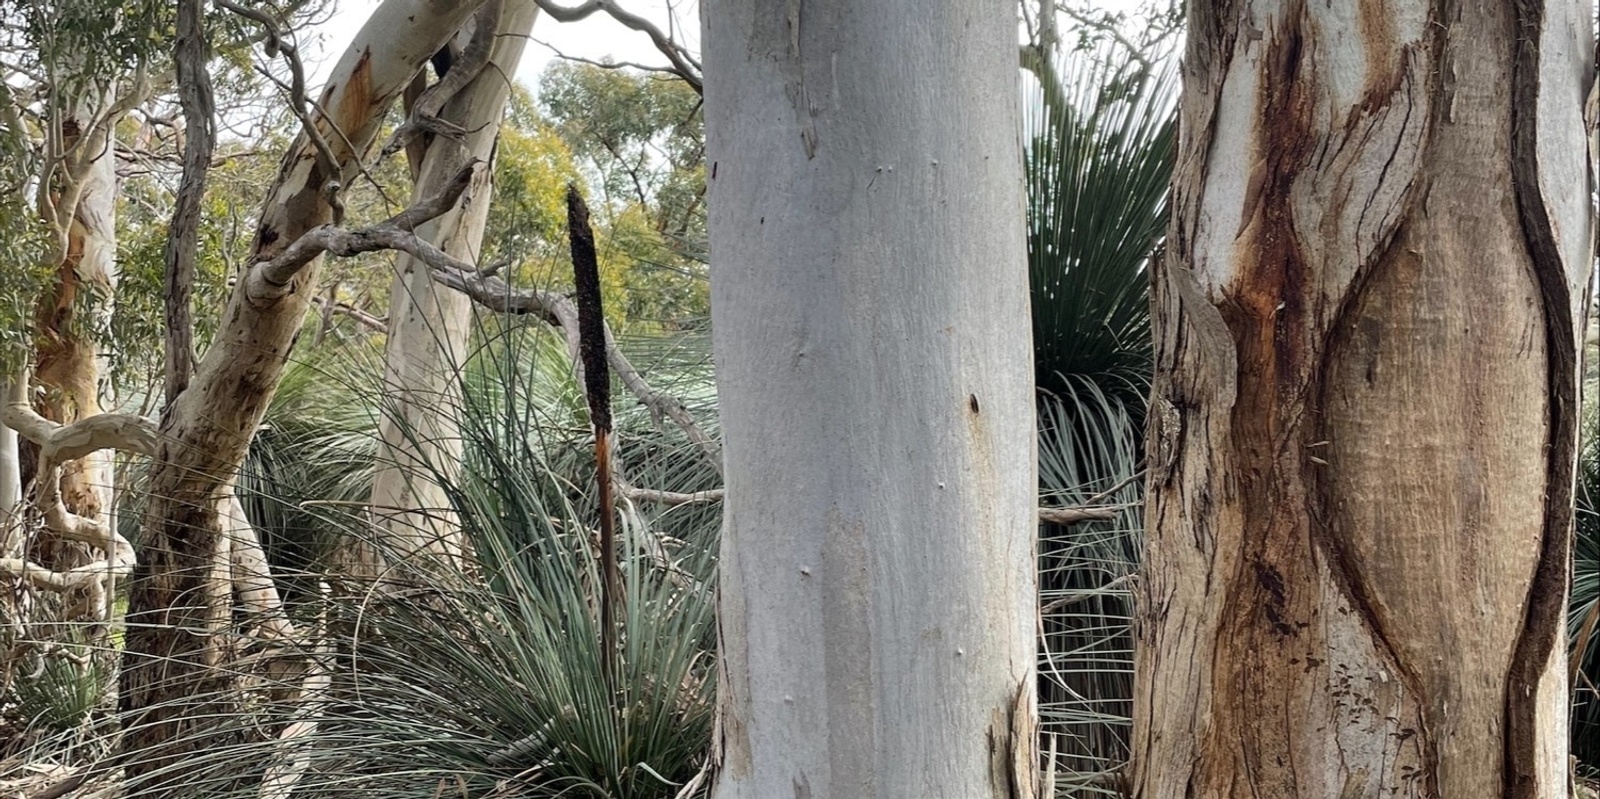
[530,0,702,92]
[246,160,484,299]
[2,377,160,460]
[428,268,725,475]
[618,484,724,505]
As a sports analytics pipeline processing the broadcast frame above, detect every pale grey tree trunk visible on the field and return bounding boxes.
[701,1,1038,796]
[362,0,540,577]
[1134,2,1594,797]
[0,386,18,532]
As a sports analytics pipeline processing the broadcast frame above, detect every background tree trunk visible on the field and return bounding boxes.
[31,85,118,553]
[1133,2,1593,797]
[361,0,540,579]
[118,1,489,792]
[701,0,1038,795]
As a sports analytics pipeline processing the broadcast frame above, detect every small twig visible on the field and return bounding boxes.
[1040,574,1134,615]
[535,38,687,80]
[1057,3,1155,70]
[309,293,388,333]
[217,0,344,206]
[1037,505,1121,525]
[618,485,724,506]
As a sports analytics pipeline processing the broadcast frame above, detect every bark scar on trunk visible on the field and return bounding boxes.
[1504,1,1578,796]
[987,677,1037,799]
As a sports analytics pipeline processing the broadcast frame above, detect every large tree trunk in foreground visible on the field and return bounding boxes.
[119,0,488,793]
[1133,2,1593,797]
[702,0,1037,795]
[362,0,539,578]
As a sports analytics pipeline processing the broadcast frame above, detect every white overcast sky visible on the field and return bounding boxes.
[310,0,1148,98]
[311,0,700,93]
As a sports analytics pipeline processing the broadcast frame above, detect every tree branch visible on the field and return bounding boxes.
[163,0,217,404]
[217,0,344,211]
[245,160,484,300]
[429,268,725,476]
[381,0,503,161]
[618,484,724,505]
[1038,506,1120,525]
[310,294,388,332]
[536,39,686,80]
[530,0,702,92]
[1,378,159,461]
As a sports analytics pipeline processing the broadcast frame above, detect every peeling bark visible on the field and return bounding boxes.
[31,82,119,548]
[1133,2,1593,797]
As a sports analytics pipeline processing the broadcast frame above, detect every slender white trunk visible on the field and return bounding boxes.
[364,0,540,575]
[702,1,1037,795]
[0,383,18,540]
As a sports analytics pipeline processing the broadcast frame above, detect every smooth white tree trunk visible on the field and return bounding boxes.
[702,1,1038,796]
[1133,2,1593,796]
[0,390,18,537]
[364,0,540,576]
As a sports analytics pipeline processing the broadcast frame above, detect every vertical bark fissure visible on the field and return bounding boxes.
[1141,0,1586,795]
[1504,1,1576,795]
[1209,9,1325,793]
[1302,15,1440,785]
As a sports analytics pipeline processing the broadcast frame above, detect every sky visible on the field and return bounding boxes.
[311,0,1149,97]
[313,0,701,94]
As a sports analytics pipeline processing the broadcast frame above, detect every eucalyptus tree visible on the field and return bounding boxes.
[0,0,166,698]
[361,0,541,578]
[110,0,500,791]
[1134,2,1594,796]
[701,0,1037,795]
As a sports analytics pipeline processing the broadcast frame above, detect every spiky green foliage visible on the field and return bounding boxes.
[1036,382,1140,793]
[1571,400,1600,765]
[11,314,722,798]
[239,337,384,586]
[236,316,719,798]
[8,646,113,737]
[1023,41,1175,404]
[1022,38,1173,794]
